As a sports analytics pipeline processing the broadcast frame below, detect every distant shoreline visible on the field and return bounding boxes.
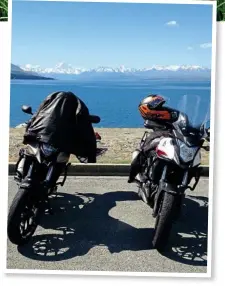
[10,77,211,82]
[11,75,55,80]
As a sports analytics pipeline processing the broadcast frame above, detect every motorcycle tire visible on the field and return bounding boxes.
[7,187,41,245]
[152,191,179,251]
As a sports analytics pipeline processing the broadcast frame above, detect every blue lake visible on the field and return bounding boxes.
[10,79,211,128]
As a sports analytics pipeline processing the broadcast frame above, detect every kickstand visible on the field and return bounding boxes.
[56,163,71,187]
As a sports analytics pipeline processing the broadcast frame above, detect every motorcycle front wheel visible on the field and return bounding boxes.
[152,191,180,251]
[7,187,41,245]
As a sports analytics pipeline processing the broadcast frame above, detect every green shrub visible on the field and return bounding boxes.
[0,0,8,21]
[217,0,225,21]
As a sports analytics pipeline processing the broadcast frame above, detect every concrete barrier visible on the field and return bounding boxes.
[8,162,209,177]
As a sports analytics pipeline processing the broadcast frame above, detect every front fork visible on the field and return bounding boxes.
[152,166,189,218]
[19,158,70,197]
[19,160,35,189]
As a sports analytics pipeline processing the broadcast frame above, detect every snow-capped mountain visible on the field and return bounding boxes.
[19,62,211,80]
[21,62,210,74]
[11,64,54,80]
[22,62,86,75]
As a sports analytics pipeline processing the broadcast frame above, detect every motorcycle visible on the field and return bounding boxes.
[128,94,210,251]
[7,105,106,246]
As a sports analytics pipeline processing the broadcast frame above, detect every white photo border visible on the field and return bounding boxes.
[1,0,217,279]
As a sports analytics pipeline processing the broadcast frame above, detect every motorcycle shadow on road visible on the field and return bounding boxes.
[17,191,208,266]
[18,191,155,261]
[159,195,208,267]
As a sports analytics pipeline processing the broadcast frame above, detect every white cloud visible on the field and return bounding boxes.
[187,46,193,50]
[166,21,178,26]
[200,42,212,49]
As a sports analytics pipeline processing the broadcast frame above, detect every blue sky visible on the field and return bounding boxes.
[12,1,213,68]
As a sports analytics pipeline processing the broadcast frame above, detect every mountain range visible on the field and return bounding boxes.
[11,64,54,80]
[12,62,211,81]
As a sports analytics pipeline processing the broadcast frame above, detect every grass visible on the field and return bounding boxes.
[217,0,225,21]
[9,127,209,166]
[0,0,8,21]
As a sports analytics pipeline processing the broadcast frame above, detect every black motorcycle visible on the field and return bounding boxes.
[128,95,210,251]
[7,105,103,246]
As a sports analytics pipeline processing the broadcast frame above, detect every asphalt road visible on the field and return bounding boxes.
[7,176,209,274]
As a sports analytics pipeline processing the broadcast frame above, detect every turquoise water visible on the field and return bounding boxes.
[10,79,211,128]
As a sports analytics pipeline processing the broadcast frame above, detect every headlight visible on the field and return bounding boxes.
[177,141,198,163]
[41,144,58,157]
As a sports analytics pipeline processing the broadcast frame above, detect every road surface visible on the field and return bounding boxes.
[7,176,209,274]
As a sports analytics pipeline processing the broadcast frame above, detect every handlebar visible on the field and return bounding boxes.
[89,115,101,124]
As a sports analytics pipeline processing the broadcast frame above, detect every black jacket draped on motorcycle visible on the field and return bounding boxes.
[23,91,97,161]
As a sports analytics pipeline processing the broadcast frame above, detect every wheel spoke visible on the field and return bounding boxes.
[19,203,39,238]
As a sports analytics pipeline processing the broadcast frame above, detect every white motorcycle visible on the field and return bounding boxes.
[128,94,210,251]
